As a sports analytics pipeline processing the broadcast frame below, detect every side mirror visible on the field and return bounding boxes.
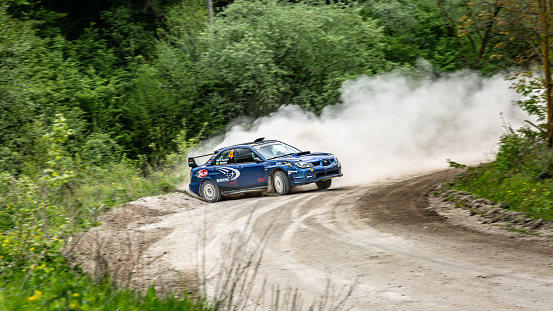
[188,157,198,168]
[253,157,264,163]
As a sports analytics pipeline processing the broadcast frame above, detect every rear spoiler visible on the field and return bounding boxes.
[188,153,214,168]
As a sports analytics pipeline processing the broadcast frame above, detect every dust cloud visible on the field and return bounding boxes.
[193,70,528,186]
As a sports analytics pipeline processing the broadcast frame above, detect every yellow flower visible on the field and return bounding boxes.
[28,290,42,301]
[72,293,79,297]
[71,303,79,308]
[30,247,35,251]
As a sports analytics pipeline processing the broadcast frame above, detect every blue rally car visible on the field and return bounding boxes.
[188,138,342,202]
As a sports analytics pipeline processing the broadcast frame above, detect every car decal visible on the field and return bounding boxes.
[196,169,208,178]
[215,167,241,183]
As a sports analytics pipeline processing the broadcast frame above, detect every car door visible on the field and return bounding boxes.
[211,149,242,191]
[232,148,267,189]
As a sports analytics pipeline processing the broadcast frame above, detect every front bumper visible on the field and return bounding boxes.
[288,162,342,186]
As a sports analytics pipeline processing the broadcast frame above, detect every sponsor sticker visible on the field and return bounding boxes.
[215,167,241,183]
[196,169,208,178]
[257,177,266,183]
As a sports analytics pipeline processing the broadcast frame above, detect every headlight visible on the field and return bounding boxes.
[295,161,313,169]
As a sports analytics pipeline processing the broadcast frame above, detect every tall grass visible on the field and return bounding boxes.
[0,116,201,310]
[446,130,553,221]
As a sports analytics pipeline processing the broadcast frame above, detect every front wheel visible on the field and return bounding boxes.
[315,179,332,190]
[273,171,291,195]
[200,180,221,203]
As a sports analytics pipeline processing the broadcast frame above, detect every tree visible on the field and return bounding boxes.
[436,0,529,72]
[481,0,553,145]
[361,0,462,71]
[0,5,40,173]
[159,0,392,130]
[536,0,553,146]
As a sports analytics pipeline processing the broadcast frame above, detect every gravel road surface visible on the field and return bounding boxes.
[69,169,553,310]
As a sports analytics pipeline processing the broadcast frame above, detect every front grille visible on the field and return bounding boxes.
[316,169,339,178]
[312,158,334,167]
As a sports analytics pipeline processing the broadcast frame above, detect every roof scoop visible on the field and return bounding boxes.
[254,137,265,142]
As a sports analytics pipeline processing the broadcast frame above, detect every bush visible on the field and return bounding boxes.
[0,115,199,309]
[447,131,553,221]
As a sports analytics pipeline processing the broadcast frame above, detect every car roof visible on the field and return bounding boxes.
[213,138,281,154]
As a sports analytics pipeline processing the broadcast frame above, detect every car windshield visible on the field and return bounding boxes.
[253,142,301,160]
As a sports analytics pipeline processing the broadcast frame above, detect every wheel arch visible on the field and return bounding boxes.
[199,178,222,202]
[268,168,290,193]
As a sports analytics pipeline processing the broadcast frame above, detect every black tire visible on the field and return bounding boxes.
[273,170,291,195]
[315,179,332,190]
[200,180,221,203]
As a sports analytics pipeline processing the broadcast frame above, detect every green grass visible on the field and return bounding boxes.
[0,132,198,310]
[0,262,210,311]
[0,161,202,310]
[446,165,553,221]
[445,132,553,222]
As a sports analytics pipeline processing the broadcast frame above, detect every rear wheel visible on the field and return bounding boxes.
[273,171,291,195]
[315,179,332,190]
[200,180,221,203]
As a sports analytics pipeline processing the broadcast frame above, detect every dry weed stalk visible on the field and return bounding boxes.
[195,200,356,311]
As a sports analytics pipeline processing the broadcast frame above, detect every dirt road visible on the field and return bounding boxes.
[70,169,553,310]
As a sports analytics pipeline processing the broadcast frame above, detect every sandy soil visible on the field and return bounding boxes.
[67,169,553,310]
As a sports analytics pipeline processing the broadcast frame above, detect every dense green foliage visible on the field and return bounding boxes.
[0,114,195,308]
[2,0,553,308]
[1,0,533,169]
[195,0,391,116]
